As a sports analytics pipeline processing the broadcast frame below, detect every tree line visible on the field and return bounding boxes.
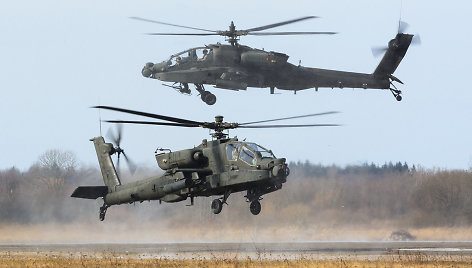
[0,150,471,228]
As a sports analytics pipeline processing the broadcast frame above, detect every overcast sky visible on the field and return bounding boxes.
[1,0,471,171]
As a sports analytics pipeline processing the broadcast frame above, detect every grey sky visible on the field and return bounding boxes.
[1,0,471,171]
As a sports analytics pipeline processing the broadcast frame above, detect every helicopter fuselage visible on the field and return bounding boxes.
[142,33,412,104]
[104,137,288,205]
[72,135,289,220]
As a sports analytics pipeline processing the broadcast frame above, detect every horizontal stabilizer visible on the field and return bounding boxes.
[71,186,108,199]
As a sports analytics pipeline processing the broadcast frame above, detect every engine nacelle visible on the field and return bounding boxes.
[241,51,289,67]
[156,149,206,170]
[212,45,241,64]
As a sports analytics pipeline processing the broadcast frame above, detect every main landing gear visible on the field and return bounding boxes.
[245,189,262,215]
[250,200,261,215]
[211,190,231,214]
[99,203,109,221]
[195,84,216,105]
[210,189,262,215]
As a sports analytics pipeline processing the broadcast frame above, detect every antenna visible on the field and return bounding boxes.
[99,108,102,136]
[98,99,102,136]
[398,0,403,33]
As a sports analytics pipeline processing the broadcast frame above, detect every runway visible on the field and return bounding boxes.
[2,242,472,260]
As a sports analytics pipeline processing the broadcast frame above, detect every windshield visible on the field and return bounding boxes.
[226,143,241,161]
[240,146,256,166]
[245,143,275,158]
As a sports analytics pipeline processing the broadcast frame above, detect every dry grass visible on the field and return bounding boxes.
[1,255,471,268]
[2,250,472,268]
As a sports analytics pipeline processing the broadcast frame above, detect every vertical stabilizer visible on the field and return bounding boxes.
[373,33,413,77]
[90,136,121,191]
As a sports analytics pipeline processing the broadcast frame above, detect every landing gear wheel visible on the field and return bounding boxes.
[250,200,261,215]
[390,87,402,102]
[99,211,105,221]
[211,199,223,214]
[201,91,217,105]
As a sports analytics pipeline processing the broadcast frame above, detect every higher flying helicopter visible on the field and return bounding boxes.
[71,106,339,221]
[134,16,418,105]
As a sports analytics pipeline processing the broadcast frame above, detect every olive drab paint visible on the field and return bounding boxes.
[71,107,337,221]
[134,17,415,104]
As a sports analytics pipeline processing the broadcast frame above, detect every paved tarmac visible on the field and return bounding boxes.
[1,242,472,259]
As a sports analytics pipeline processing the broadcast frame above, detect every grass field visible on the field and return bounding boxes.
[1,252,472,268]
[1,256,472,268]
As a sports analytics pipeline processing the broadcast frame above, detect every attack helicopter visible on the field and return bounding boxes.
[134,16,417,105]
[71,106,339,221]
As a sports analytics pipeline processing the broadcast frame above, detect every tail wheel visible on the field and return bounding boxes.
[211,199,223,214]
[250,200,261,215]
[99,205,108,221]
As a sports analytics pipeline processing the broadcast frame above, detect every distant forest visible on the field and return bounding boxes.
[1,150,471,228]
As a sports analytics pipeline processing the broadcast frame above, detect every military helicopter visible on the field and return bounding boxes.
[134,16,417,105]
[71,106,339,221]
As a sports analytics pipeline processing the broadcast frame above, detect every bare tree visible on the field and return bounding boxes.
[34,149,78,192]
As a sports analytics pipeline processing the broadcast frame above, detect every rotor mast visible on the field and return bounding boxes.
[227,21,239,46]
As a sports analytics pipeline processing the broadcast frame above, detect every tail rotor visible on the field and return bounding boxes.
[107,125,137,175]
[371,20,421,58]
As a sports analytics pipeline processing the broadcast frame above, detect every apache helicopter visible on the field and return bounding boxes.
[71,106,338,221]
[134,16,418,105]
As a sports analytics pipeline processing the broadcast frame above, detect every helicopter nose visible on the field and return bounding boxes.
[271,161,290,177]
[142,67,152,77]
[142,62,154,77]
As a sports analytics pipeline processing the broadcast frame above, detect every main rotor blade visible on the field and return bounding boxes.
[130,17,217,33]
[105,120,200,128]
[240,111,339,126]
[248,31,337,36]
[238,124,341,128]
[245,16,318,32]
[239,124,340,128]
[146,33,220,36]
[93,106,203,125]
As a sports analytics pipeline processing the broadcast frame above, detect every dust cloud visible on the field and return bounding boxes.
[1,151,472,243]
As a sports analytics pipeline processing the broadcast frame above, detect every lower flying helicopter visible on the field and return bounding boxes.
[133,16,418,105]
[71,106,339,221]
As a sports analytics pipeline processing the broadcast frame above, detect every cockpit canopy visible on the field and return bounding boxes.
[168,47,213,67]
[226,142,275,166]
